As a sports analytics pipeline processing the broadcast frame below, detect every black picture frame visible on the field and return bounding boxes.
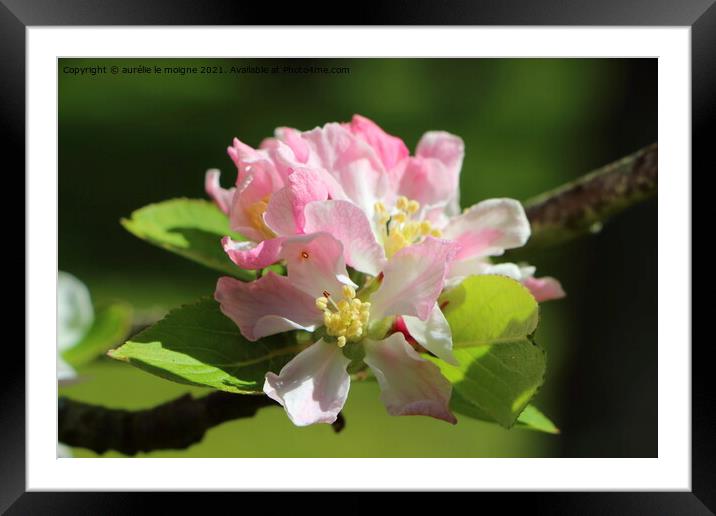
[5,0,706,512]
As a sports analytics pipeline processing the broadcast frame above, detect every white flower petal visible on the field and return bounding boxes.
[58,272,94,351]
[370,237,458,321]
[442,198,530,260]
[57,355,77,385]
[364,333,456,424]
[264,339,351,426]
[403,304,458,365]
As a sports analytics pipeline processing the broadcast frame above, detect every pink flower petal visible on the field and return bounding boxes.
[264,339,351,426]
[227,137,283,188]
[222,236,286,270]
[395,131,464,216]
[523,276,566,302]
[260,187,297,237]
[363,332,456,424]
[264,168,330,236]
[348,114,409,171]
[397,157,457,213]
[301,123,388,214]
[225,138,286,239]
[272,145,350,201]
[259,137,307,182]
[303,200,386,276]
[442,198,530,260]
[223,231,354,299]
[228,173,282,241]
[227,137,259,171]
[215,273,322,341]
[280,232,354,300]
[370,237,459,321]
[416,131,465,170]
[274,126,310,163]
[402,304,458,365]
[205,169,235,215]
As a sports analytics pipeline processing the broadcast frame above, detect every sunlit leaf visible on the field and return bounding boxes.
[434,275,546,428]
[108,297,302,394]
[121,198,254,279]
[451,391,558,434]
[440,274,539,347]
[513,404,559,434]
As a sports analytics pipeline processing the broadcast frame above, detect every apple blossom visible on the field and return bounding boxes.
[267,115,565,301]
[210,118,565,426]
[215,232,460,426]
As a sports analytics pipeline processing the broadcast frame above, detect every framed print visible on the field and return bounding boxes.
[4,0,707,512]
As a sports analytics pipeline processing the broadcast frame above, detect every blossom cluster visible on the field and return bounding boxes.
[207,115,564,426]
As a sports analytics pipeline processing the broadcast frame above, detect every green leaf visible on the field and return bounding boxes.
[107,297,303,394]
[440,274,539,347]
[513,404,560,434]
[434,275,546,428]
[434,339,546,428]
[451,391,558,434]
[62,302,133,367]
[121,198,254,279]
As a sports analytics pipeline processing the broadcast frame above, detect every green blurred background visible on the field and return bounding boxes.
[58,58,657,458]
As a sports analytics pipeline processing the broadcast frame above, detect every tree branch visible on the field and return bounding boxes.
[59,392,345,456]
[524,143,657,250]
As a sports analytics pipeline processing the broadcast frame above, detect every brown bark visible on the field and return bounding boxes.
[524,143,657,249]
[59,392,344,456]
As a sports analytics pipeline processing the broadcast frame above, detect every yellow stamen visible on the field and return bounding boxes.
[245,195,275,239]
[315,284,371,347]
[377,195,440,257]
[392,212,407,224]
[342,284,356,299]
[385,231,409,259]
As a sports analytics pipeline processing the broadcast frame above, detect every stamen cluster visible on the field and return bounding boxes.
[315,285,371,348]
[375,196,442,258]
